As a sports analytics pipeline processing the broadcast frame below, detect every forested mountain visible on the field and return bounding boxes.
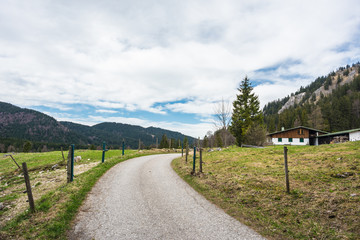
[0,102,83,143]
[264,63,360,133]
[0,102,195,152]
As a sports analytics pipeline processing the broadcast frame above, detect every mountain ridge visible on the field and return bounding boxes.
[0,101,195,151]
[277,64,359,114]
[263,63,360,133]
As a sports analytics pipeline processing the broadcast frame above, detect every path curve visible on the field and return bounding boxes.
[69,154,265,240]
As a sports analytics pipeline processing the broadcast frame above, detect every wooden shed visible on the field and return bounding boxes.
[317,128,360,144]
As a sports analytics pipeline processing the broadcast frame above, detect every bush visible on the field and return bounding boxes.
[245,123,267,146]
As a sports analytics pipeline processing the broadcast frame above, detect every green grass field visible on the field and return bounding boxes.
[0,149,129,175]
[172,142,360,240]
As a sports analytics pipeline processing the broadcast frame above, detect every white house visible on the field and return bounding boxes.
[268,126,328,146]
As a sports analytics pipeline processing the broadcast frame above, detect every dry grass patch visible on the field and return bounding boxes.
[0,160,100,227]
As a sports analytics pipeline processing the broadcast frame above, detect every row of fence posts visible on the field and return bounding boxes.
[182,145,291,193]
[21,140,127,213]
[19,143,291,213]
[182,146,203,175]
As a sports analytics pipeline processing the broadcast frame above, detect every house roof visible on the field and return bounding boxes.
[268,126,328,136]
[317,128,360,138]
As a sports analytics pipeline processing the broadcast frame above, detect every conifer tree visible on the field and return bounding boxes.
[171,138,177,148]
[215,130,223,147]
[183,137,188,148]
[159,134,169,148]
[23,141,32,153]
[202,135,209,148]
[230,76,263,146]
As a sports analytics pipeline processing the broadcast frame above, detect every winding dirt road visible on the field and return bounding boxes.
[69,154,265,240]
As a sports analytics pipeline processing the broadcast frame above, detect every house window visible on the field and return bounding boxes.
[298,129,304,135]
[289,138,293,142]
[300,138,304,142]
[278,138,282,142]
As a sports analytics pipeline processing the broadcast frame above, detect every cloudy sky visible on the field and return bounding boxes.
[1,0,360,138]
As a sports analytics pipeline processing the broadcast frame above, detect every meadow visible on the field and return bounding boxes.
[172,142,360,240]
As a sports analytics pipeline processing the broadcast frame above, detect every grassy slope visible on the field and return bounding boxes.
[172,142,360,240]
[0,149,164,239]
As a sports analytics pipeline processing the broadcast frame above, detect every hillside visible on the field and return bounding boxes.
[0,102,83,144]
[264,63,360,132]
[0,102,195,151]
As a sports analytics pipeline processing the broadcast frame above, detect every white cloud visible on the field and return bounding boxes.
[95,109,118,114]
[0,0,360,137]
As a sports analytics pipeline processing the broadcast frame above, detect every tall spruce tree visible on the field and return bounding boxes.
[230,76,263,146]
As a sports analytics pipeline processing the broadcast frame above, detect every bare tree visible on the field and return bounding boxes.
[213,98,232,147]
[206,131,214,148]
[213,98,231,130]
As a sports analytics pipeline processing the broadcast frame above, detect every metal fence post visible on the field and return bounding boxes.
[122,141,125,156]
[102,142,106,163]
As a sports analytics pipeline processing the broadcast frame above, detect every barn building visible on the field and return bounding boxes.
[317,128,360,144]
[268,126,328,146]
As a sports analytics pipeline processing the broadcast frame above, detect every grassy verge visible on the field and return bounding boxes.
[0,149,137,224]
[172,142,360,240]
[0,149,166,239]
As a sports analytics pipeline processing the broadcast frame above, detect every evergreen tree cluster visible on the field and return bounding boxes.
[159,134,187,149]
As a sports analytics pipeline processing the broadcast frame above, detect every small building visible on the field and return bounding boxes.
[317,128,360,144]
[268,126,328,146]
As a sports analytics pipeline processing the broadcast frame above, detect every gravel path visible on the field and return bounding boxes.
[69,154,265,240]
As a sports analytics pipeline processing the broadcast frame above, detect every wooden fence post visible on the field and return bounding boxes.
[191,147,196,174]
[199,148,203,173]
[61,147,65,162]
[22,162,35,212]
[284,146,290,193]
[8,155,21,170]
[67,146,74,183]
[181,143,184,157]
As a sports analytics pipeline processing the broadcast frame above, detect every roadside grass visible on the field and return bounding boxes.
[0,149,131,215]
[0,148,125,175]
[0,149,165,239]
[172,142,360,240]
